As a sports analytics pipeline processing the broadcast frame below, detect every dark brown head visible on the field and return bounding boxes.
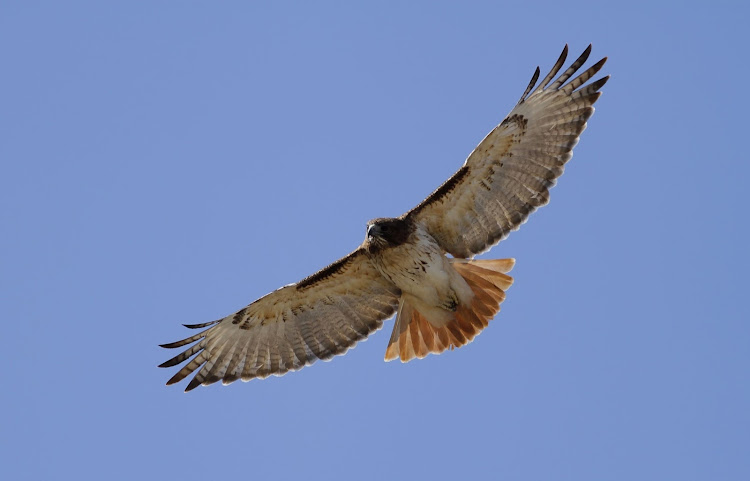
[365,217,413,253]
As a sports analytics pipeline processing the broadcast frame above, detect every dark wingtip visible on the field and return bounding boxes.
[592,75,611,91]
[592,58,607,72]
[518,66,541,104]
[559,44,570,67]
[166,370,186,386]
[183,320,220,329]
[158,356,181,368]
[578,44,592,66]
[580,44,592,62]
[536,44,570,93]
[185,378,202,392]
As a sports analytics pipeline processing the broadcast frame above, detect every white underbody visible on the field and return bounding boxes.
[367,223,474,327]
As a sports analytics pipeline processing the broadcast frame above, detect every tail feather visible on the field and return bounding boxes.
[385,303,435,362]
[416,313,436,353]
[408,310,430,359]
[385,301,410,362]
[384,258,515,363]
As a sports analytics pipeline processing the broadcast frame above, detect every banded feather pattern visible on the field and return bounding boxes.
[408,45,609,258]
[160,250,400,391]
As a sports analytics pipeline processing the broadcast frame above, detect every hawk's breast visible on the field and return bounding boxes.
[368,224,469,312]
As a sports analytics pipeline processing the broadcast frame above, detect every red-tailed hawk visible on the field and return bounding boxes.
[160,45,608,391]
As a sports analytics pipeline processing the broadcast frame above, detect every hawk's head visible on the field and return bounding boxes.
[364,217,413,253]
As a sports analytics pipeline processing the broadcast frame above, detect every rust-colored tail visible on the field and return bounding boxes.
[384,258,515,362]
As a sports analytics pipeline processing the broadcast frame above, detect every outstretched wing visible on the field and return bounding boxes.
[159,249,400,391]
[407,45,609,258]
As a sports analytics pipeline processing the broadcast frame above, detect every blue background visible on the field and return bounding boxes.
[2,2,748,480]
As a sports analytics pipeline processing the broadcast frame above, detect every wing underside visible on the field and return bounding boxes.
[159,249,400,391]
[408,45,609,258]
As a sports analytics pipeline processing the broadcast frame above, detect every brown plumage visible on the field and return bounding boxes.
[160,45,609,391]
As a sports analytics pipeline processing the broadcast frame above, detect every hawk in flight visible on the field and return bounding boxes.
[160,45,609,391]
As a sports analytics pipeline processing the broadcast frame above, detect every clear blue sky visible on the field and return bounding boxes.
[2,2,748,480]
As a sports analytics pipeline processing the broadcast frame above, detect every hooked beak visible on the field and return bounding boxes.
[367,224,381,239]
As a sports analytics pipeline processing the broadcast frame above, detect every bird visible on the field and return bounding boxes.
[159,45,609,392]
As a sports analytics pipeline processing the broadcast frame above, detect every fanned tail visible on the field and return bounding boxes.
[384,258,514,362]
